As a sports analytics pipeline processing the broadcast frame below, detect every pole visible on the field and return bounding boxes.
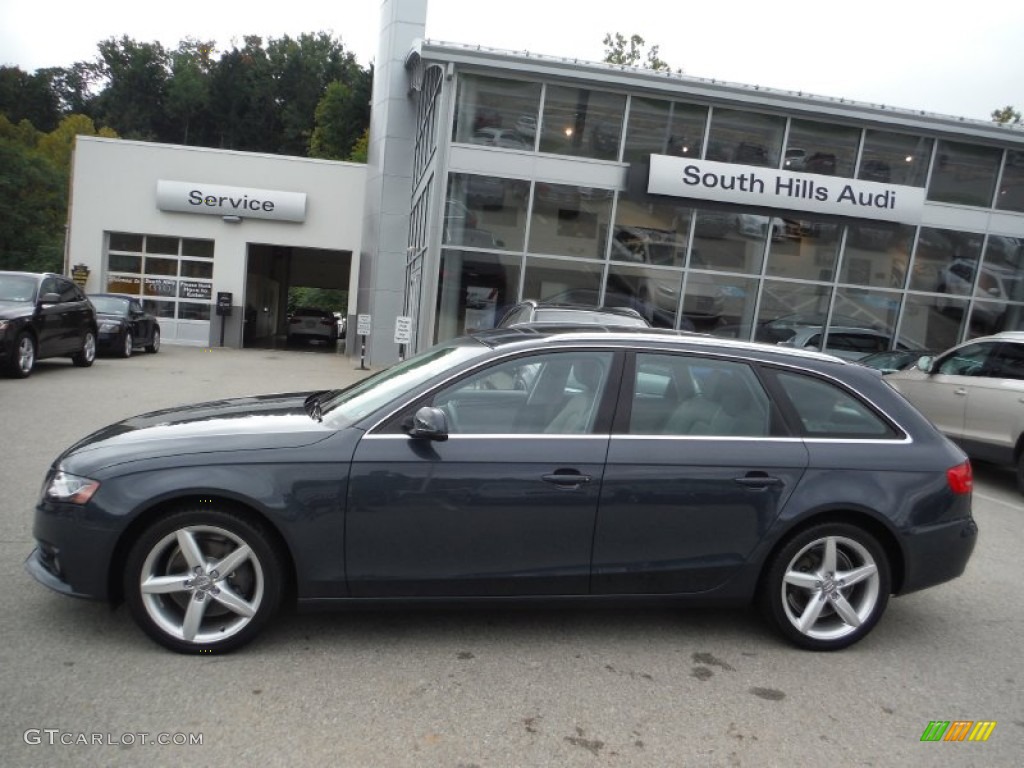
[359,334,367,370]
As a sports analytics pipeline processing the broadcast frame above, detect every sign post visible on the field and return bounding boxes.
[357,314,371,370]
[394,316,412,361]
[216,292,233,347]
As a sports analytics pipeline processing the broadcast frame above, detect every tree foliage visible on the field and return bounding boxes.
[992,105,1022,125]
[602,33,677,73]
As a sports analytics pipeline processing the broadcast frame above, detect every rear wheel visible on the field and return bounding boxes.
[124,507,284,654]
[760,522,890,651]
[72,330,96,367]
[7,332,35,378]
[146,327,160,353]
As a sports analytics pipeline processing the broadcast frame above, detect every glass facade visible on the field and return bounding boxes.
[435,73,1024,354]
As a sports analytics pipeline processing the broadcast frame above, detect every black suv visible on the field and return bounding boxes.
[0,271,98,378]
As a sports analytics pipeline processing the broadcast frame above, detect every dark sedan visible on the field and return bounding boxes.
[26,328,976,653]
[0,271,97,378]
[90,293,161,357]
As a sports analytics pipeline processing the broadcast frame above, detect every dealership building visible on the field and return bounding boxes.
[67,0,1024,364]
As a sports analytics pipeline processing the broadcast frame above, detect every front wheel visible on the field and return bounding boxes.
[120,331,133,358]
[123,508,285,653]
[7,332,35,378]
[759,523,890,651]
[71,330,96,367]
[146,327,160,353]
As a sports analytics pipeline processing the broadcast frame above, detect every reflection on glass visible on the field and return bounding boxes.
[705,108,784,168]
[539,85,626,160]
[108,254,141,273]
[785,120,860,177]
[623,97,707,163]
[832,287,900,340]
[178,302,211,321]
[899,293,966,351]
[145,257,178,276]
[858,130,932,187]
[997,150,1024,212]
[691,209,766,274]
[109,233,143,252]
[927,141,1001,207]
[765,218,841,281]
[520,256,604,305]
[909,227,984,293]
[982,235,1024,302]
[605,263,684,328]
[685,272,758,334]
[842,222,915,288]
[756,280,832,341]
[436,250,522,342]
[146,236,178,255]
[968,301,1024,338]
[445,174,530,251]
[453,75,541,147]
[143,299,175,319]
[528,185,612,259]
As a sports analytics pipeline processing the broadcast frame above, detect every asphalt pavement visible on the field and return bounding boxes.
[1,343,1021,767]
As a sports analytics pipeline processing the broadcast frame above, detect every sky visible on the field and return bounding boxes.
[1,0,1021,122]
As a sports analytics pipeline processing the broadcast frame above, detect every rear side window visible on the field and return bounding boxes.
[989,342,1024,381]
[775,371,897,438]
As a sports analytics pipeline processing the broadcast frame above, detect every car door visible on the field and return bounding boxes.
[593,352,808,594]
[128,299,149,345]
[887,341,998,439]
[959,341,1024,461]
[35,276,68,355]
[346,349,618,597]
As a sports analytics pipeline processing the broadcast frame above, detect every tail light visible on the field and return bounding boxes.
[946,460,973,495]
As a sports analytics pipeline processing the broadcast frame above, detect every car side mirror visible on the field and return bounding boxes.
[916,355,935,374]
[39,292,61,305]
[407,406,449,441]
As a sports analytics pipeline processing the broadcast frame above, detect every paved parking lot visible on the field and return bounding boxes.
[1,344,1022,767]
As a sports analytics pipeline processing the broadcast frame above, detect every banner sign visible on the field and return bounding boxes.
[157,180,307,222]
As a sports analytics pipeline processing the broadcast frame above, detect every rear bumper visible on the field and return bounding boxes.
[899,516,978,594]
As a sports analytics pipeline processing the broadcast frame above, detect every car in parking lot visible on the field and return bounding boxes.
[886,331,1024,492]
[777,325,909,361]
[0,270,97,378]
[90,293,161,357]
[287,307,339,345]
[496,300,650,328]
[26,327,976,654]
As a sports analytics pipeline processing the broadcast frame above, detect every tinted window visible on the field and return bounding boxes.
[936,342,994,376]
[539,85,625,161]
[990,343,1024,381]
[776,372,895,438]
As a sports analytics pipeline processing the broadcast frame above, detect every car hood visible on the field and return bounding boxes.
[0,300,34,320]
[57,392,334,473]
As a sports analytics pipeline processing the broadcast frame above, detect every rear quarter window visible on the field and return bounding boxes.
[774,370,900,439]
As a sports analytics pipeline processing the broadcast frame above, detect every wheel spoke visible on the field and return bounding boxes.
[141,574,192,594]
[831,593,862,628]
[176,529,206,570]
[797,593,827,633]
[838,563,877,588]
[181,594,209,641]
[821,537,838,574]
[210,583,257,618]
[784,570,820,590]
[212,544,252,578]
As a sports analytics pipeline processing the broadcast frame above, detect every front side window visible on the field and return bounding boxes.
[936,342,995,376]
[775,371,896,438]
[989,343,1024,381]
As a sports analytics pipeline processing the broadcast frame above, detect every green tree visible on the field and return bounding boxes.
[0,66,61,131]
[91,37,170,140]
[602,33,676,73]
[347,127,369,163]
[309,66,373,160]
[207,36,278,152]
[36,114,117,173]
[166,39,214,144]
[992,105,1021,125]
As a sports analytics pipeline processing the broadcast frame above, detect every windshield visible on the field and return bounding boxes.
[321,339,488,428]
[0,275,38,302]
[91,296,130,314]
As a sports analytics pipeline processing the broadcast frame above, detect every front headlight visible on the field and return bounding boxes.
[44,471,100,505]
[98,321,121,332]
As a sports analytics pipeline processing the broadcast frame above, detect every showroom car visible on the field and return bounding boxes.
[287,307,340,345]
[90,293,161,357]
[886,331,1024,492]
[26,328,976,654]
[497,300,650,328]
[0,271,97,378]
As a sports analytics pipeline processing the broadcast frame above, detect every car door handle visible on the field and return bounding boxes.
[542,470,591,489]
[734,472,783,489]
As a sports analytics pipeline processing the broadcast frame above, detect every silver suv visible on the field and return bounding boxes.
[886,331,1024,491]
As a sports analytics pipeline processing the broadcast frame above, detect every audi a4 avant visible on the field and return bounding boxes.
[26,328,977,653]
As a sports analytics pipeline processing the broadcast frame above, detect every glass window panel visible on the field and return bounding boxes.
[180,260,214,279]
[776,372,895,438]
[143,277,177,298]
[755,280,832,342]
[841,222,915,288]
[927,140,1001,207]
[445,174,529,251]
[996,150,1024,212]
[453,74,541,147]
[685,272,758,334]
[858,130,932,187]
[898,293,967,350]
[623,97,707,163]
[521,256,604,305]
[178,280,212,300]
[988,341,1024,379]
[765,218,841,281]
[784,120,860,177]
[909,227,984,293]
[831,287,900,345]
[108,253,141,273]
[145,236,179,255]
[539,85,626,161]
[981,235,1024,303]
[435,250,522,341]
[108,232,143,252]
[528,185,613,259]
[705,108,784,168]
[691,208,766,274]
[142,299,175,319]
[181,238,214,258]
[178,302,211,321]
[605,263,683,329]
[105,275,141,294]
[145,257,178,276]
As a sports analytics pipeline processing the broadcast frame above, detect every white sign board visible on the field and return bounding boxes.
[647,155,925,224]
[394,316,413,344]
[357,314,372,336]
[156,180,307,222]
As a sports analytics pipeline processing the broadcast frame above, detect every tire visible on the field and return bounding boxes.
[1016,451,1024,496]
[146,327,160,354]
[120,331,133,358]
[123,507,285,654]
[759,522,890,651]
[71,330,96,367]
[7,332,35,378]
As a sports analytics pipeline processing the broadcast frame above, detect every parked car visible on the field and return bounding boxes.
[90,293,160,357]
[26,327,976,653]
[778,326,911,361]
[857,348,933,374]
[497,300,650,328]
[0,271,97,378]
[287,307,339,345]
[886,331,1024,491]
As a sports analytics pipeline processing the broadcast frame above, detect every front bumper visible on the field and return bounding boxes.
[899,516,978,595]
[26,500,119,601]
[96,329,125,351]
